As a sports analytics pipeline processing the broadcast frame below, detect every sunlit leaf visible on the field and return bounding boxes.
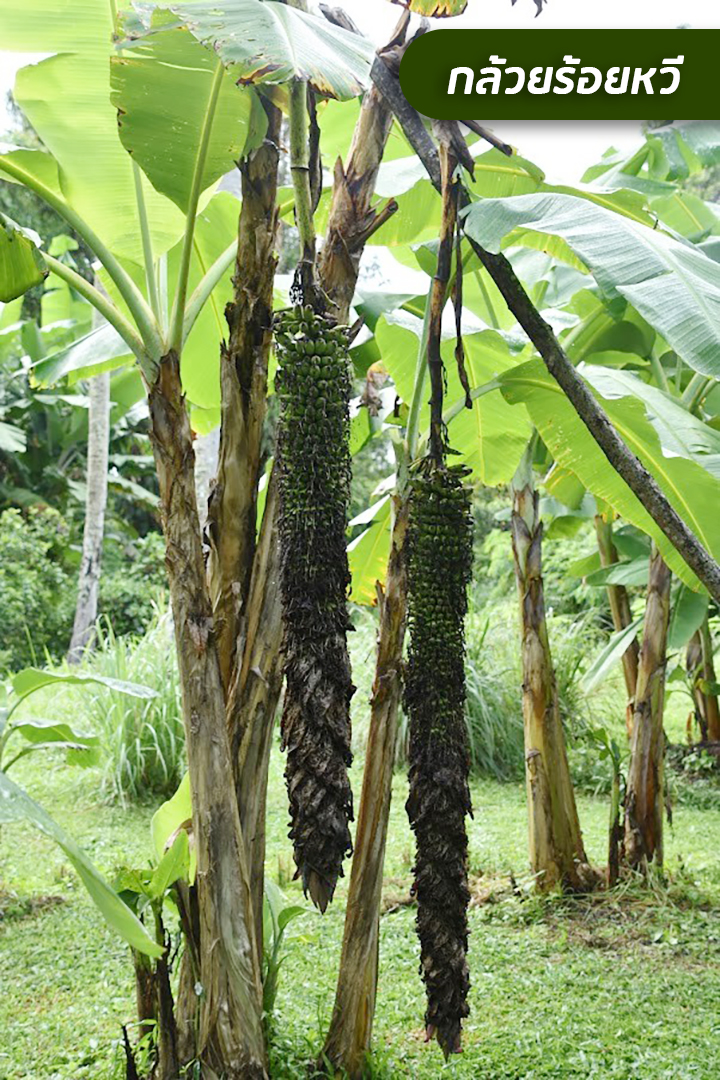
[0,214,47,302]
[348,495,392,605]
[646,122,720,183]
[464,192,720,378]
[31,322,134,387]
[0,3,185,265]
[0,420,27,453]
[581,616,644,694]
[167,0,374,100]
[149,829,190,900]
[668,584,709,651]
[585,557,650,588]
[111,16,264,212]
[12,717,99,754]
[12,668,157,702]
[151,772,196,883]
[389,0,468,14]
[499,359,720,589]
[374,310,529,483]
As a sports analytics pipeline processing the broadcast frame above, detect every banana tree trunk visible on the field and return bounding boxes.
[511,449,593,891]
[207,101,281,693]
[203,101,281,973]
[174,880,201,1067]
[68,369,110,661]
[153,907,180,1080]
[623,545,671,869]
[688,618,720,743]
[194,426,220,528]
[594,514,639,737]
[701,619,720,742]
[229,473,284,956]
[687,630,707,741]
[149,353,266,1079]
[316,84,396,319]
[132,950,156,1045]
[322,496,408,1077]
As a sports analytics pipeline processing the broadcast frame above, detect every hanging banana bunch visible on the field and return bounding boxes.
[275,302,355,912]
[273,79,356,912]
[403,140,474,1056]
[404,458,473,1056]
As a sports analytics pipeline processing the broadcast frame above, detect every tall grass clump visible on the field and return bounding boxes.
[462,613,525,781]
[81,609,184,803]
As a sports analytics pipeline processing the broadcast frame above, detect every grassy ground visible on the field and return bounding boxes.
[3,727,720,1080]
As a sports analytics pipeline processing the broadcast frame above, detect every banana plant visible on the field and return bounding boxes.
[540,126,720,705]
[346,121,720,890]
[118,769,308,1075]
[0,0,372,395]
[0,3,387,1074]
[114,828,192,1080]
[460,126,720,869]
[0,665,155,772]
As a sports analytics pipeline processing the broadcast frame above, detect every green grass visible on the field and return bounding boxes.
[3,724,720,1079]
[73,611,185,804]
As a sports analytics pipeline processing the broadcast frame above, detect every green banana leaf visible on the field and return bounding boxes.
[0,214,47,302]
[166,0,374,100]
[463,192,720,379]
[111,12,264,212]
[499,358,720,590]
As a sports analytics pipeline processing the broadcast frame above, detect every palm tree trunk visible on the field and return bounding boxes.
[623,545,671,869]
[511,445,594,891]
[67,369,110,661]
[594,514,639,737]
[149,353,266,1079]
[322,496,408,1077]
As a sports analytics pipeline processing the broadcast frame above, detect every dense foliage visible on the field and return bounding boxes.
[0,509,166,670]
[0,506,73,669]
[98,532,166,638]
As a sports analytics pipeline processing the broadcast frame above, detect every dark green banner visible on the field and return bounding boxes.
[399,30,712,119]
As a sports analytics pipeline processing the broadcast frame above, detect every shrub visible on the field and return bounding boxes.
[0,507,167,669]
[80,610,184,803]
[0,506,74,671]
